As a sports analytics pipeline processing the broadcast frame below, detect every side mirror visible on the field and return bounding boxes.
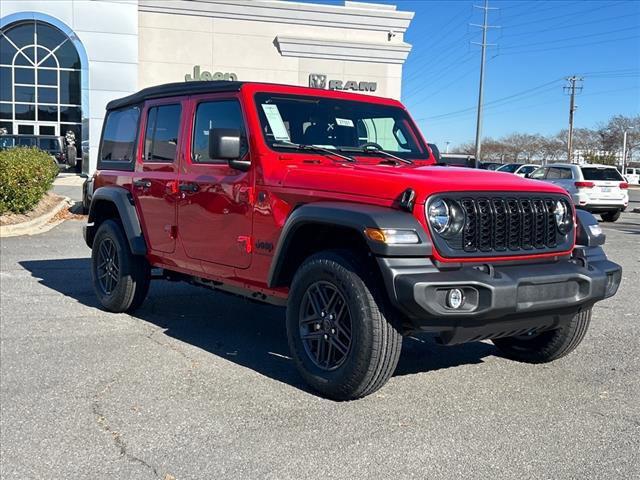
[208,128,250,171]
[428,143,441,163]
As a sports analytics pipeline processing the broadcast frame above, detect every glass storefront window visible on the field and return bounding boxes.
[59,71,80,105]
[14,103,35,121]
[38,87,57,104]
[14,86,35,103]
[1,20,82,140]
[0,67,10,101]
[38,105,58,122]
[14,68,34,85]
[37,69,57,86]
[0,103,11,119]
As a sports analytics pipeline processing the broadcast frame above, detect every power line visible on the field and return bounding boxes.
[499,12,633,39]
[500,25,638,50]
[413,78,564,121]
[494,34,640,56]
[504,1,626,29]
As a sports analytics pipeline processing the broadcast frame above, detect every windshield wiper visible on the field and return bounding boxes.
[273,141,355,163]
[339,145,413,165]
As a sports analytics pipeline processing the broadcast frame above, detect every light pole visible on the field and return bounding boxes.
[445,141,451,154]
[622,128,634,174]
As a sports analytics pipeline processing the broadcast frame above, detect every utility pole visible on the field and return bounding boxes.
[564,76,583,163]
[471,0,499,166]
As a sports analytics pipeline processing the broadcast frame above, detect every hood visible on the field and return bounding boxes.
[282,163,567,204]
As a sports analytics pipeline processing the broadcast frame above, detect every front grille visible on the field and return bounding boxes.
[431,193,573,258]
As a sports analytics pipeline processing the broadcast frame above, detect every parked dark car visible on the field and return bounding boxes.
[439,153,476,168]
[0,134,68,165]
[478,161,502,170]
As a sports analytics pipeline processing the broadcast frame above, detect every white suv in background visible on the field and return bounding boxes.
[625,167,640,185]
[529,163,629,222]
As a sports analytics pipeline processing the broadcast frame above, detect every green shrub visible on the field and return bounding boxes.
[0,147,59,214]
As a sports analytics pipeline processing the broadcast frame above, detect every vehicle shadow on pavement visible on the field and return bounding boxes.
[20,257,498,393]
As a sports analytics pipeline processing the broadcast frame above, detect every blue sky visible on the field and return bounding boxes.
[297,0,640,150]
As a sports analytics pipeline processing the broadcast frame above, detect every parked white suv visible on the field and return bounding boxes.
[496,163,539,177]
[625,167,640,185]
[529,163,629,222]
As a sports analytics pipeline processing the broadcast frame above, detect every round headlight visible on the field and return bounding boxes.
[555,199,571,234]
[428,199,465,237]
[428,199,450,233]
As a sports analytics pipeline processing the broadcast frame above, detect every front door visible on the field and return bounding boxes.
[177,95,253,269]
[132,99,185,254]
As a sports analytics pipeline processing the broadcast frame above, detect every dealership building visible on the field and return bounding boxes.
[0,0,415,174]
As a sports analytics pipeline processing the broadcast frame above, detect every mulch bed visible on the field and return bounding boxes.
[0,193,66,226]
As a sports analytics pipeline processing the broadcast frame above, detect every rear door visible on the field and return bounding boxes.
[580,166,625,202]
[132,98,185,253]
[177,94,253,269]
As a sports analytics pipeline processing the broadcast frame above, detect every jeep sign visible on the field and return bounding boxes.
[309,74,377,92]
[186,65,237,82]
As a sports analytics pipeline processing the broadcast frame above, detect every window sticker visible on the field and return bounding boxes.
[261,104,290,141]
[335,117,354,127]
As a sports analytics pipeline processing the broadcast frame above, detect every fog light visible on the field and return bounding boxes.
[446,288,465,309]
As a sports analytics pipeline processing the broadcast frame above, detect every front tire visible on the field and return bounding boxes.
[91,219,150,313]
[601,210,620,222]
[286,250,402,401]
[492,308,592,363]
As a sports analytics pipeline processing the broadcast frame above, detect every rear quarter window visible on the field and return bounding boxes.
[98,106,141,170]
[581,167,623,181]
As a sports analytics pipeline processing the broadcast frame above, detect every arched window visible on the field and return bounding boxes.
[0,20,82,141]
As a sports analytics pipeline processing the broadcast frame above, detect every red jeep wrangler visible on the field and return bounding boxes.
[84,81,621,400]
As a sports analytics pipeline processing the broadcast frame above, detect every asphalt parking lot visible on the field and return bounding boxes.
[1,195,639,479]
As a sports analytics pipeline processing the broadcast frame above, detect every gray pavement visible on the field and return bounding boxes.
[1,204,639,479]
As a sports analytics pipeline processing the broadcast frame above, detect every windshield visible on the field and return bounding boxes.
[497,164,520,173]
[254,93,429,160]
[581,167,624,181]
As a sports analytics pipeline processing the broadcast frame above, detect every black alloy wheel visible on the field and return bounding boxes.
[96,237,120,295]
[299,281,352,371]
[91,219,150,313]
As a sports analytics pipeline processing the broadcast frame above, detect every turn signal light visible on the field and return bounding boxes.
[574,181,595,188]
[619,182,629,189]
[364,228,420,244]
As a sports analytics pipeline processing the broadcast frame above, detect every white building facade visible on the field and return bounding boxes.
[0,0,414,174]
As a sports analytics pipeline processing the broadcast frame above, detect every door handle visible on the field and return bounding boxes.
[179,183,200,193]
[133,179,151,189]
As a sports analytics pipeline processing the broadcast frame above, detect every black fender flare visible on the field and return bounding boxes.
[575,208,606,247]
[84,186,147,255]
[267,201,431,288]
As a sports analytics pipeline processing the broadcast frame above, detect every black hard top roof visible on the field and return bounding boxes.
[106,81,244,110]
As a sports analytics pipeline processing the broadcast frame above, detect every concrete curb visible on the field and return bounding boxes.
[0,196,72,238]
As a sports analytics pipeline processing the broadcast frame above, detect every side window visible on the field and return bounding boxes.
[547,167,571,179]
[529,168,545,179]
[192,100,247,163]
[144,104,182,163]
[100,106,140,168]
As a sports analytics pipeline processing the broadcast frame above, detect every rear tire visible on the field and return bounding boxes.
[91,219,150,313]
[600,210,620,222]
[492,308,592,363]
[286,250,402,401]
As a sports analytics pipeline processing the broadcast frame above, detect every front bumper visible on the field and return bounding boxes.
[378,246,621,345]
